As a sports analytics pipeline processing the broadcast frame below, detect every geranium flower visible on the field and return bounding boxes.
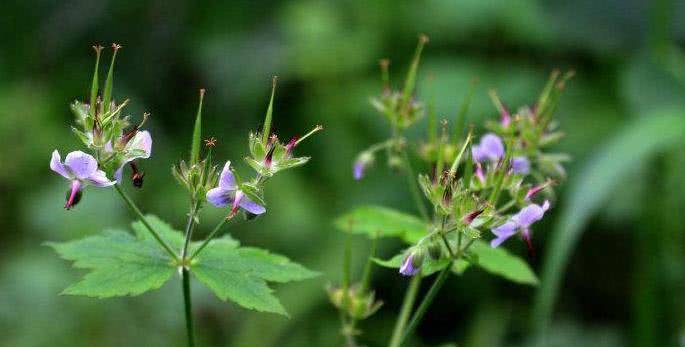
[471,133,504,163]
[113,130,152,182]
[206,161,266,215]
[511,156,530,174]
[50,150,116,209]
[490,200,550,248]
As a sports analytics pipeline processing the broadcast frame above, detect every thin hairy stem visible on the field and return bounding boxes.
[189,215,235,260]
[398,265,450,346]
[114,185,178,260]
[397,239,476,346]
[388,275,421,347]
[181,203,199,259]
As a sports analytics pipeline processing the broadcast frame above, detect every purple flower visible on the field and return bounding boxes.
[114,130,152,182]
[490,200,550,248]
[50,150,116,209]
[206,161,266,215]
[511,156,530,175]
[471,133,504,163]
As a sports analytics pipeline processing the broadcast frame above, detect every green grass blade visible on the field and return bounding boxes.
[529,111,685,346]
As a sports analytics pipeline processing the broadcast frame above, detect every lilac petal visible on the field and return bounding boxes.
[471,145,486,163]
[490,221,519,248]
[479,133,504,161]
[50,150,71,179]
[239,195,266,215]
[513,200,550,227]
[125,131,152,159]
[64,151,98,180]
[353,161,365,180]
[399,254,418,276]
[85,170,117,187]
[104,140,114,153]
[206,187,233,208]
[218,161,237,190]
[511,156,530,174]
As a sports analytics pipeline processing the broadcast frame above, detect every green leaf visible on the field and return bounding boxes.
[334,205,429,243]
[47,214,316,317]
[531,112,685,340]
[46,230,175,298]
[469,240,538,285]
[192,243,319,315]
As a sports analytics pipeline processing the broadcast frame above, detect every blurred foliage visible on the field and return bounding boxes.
[0,0,684,347]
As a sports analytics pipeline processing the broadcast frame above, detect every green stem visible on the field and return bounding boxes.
[397,239,475,347]
[388,275,421,347]
[189,216,233,260]
[181,203,199,259]
[398,264,451,346]
[401,151,429,220]
[114,185,178,260]
[360,237,378,294]
[181,268,195,347]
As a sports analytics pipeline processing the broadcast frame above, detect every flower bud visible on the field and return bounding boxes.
[399,247,425,276]
[387,154,403,171]
[353,152,374,180]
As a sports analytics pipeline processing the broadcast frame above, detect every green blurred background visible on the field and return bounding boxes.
[1,1,685,346]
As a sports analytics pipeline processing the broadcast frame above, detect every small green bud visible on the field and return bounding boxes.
[427,241,443,260]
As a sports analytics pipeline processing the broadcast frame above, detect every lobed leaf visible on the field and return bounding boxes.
[48,214,316,317]
[192,244,319,315]
[46,230,175,298]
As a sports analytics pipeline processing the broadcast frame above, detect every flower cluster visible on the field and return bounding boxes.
[172,78,323,220]
[50,44,153,209]
[399,70,572,276]
[348,35,572,281]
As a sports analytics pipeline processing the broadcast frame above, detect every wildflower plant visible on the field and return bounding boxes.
[46,45,322,347]
[332,35,572,347]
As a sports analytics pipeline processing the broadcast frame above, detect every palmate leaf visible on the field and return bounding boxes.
[48,215,318,315]
[192,245,319,315]
[46,230,175,297]
[334,205,429,243]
